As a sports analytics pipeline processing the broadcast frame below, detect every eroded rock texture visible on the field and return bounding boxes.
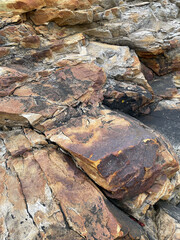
[0,0,180,240]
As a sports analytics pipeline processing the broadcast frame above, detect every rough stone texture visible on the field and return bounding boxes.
[103,80,154,116]
[156,201,180,240]
[0,1,180,239]
[42,108,179,215]
[0,67,28,97]
[0,62,106,127]
[0,129,150,240]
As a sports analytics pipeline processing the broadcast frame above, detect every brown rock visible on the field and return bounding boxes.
[4,129,31,157]
[0,24,38,46]
[14,62,106,106]
[1,128,150,239]
[141,63,154,81]
[0,166,39,239]
[20,35,41,49]
[0,96,58,127]
[86,41,152,92]
[30,8,93,26]
[0,1,179,239]
[0,47,10,58]
[24,128,48,147]
[0,62,106,127]
[0,67,28,97]
[44,108,179,206]
[50,33,85,53]
[0,0,45,16]
[33,146,123,239]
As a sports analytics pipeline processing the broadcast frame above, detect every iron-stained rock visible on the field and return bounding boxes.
[44,108,179,211]
[0,1,180,239]
[103,80,154,116]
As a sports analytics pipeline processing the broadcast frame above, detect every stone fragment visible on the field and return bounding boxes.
[141,63,154,81]
[50,33,86,53]
[20,35,41,49]
[14,62,106,106]
[9,151,74,239]
[118,172,179,219]
[0,47,10,58]
[30,8,94,26]
[0,24,38,46]
[84,2,180,76]
[0,67,28,97]
[0,62,106,127]
[1,128,150,240]
[4,129,31,157]
[0,96,58,127]
[24,128,48,147]
[0,0,45,15]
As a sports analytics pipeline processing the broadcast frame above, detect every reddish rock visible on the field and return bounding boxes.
[14,62,106,106]
[0,24,38,46]
[0,1,179,239]
[0,96,58,127]
[0,67,28,97]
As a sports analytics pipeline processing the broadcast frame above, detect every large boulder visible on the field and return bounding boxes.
[41,107,179,217]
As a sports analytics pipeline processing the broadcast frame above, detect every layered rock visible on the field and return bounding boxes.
[0,1,180,240]
[156,201,180,240]
[42,107,179,217]
[0,128,150,240]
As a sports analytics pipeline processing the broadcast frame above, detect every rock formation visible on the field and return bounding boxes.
[0,1,180,239]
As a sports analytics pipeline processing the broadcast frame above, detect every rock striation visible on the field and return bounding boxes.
[0,0,180,239]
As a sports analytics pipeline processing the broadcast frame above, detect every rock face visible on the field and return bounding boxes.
[0,1,180,240]
[46,108,178,200]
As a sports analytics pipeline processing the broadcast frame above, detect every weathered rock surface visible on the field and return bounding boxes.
[0,1,180,239]
[41,108,179,216]
[0,128,151,240]
[103,80,154,116]
[156,201,180,240]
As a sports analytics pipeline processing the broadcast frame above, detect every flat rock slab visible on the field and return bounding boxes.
[0,63,106,127]
[45,108,179,201]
